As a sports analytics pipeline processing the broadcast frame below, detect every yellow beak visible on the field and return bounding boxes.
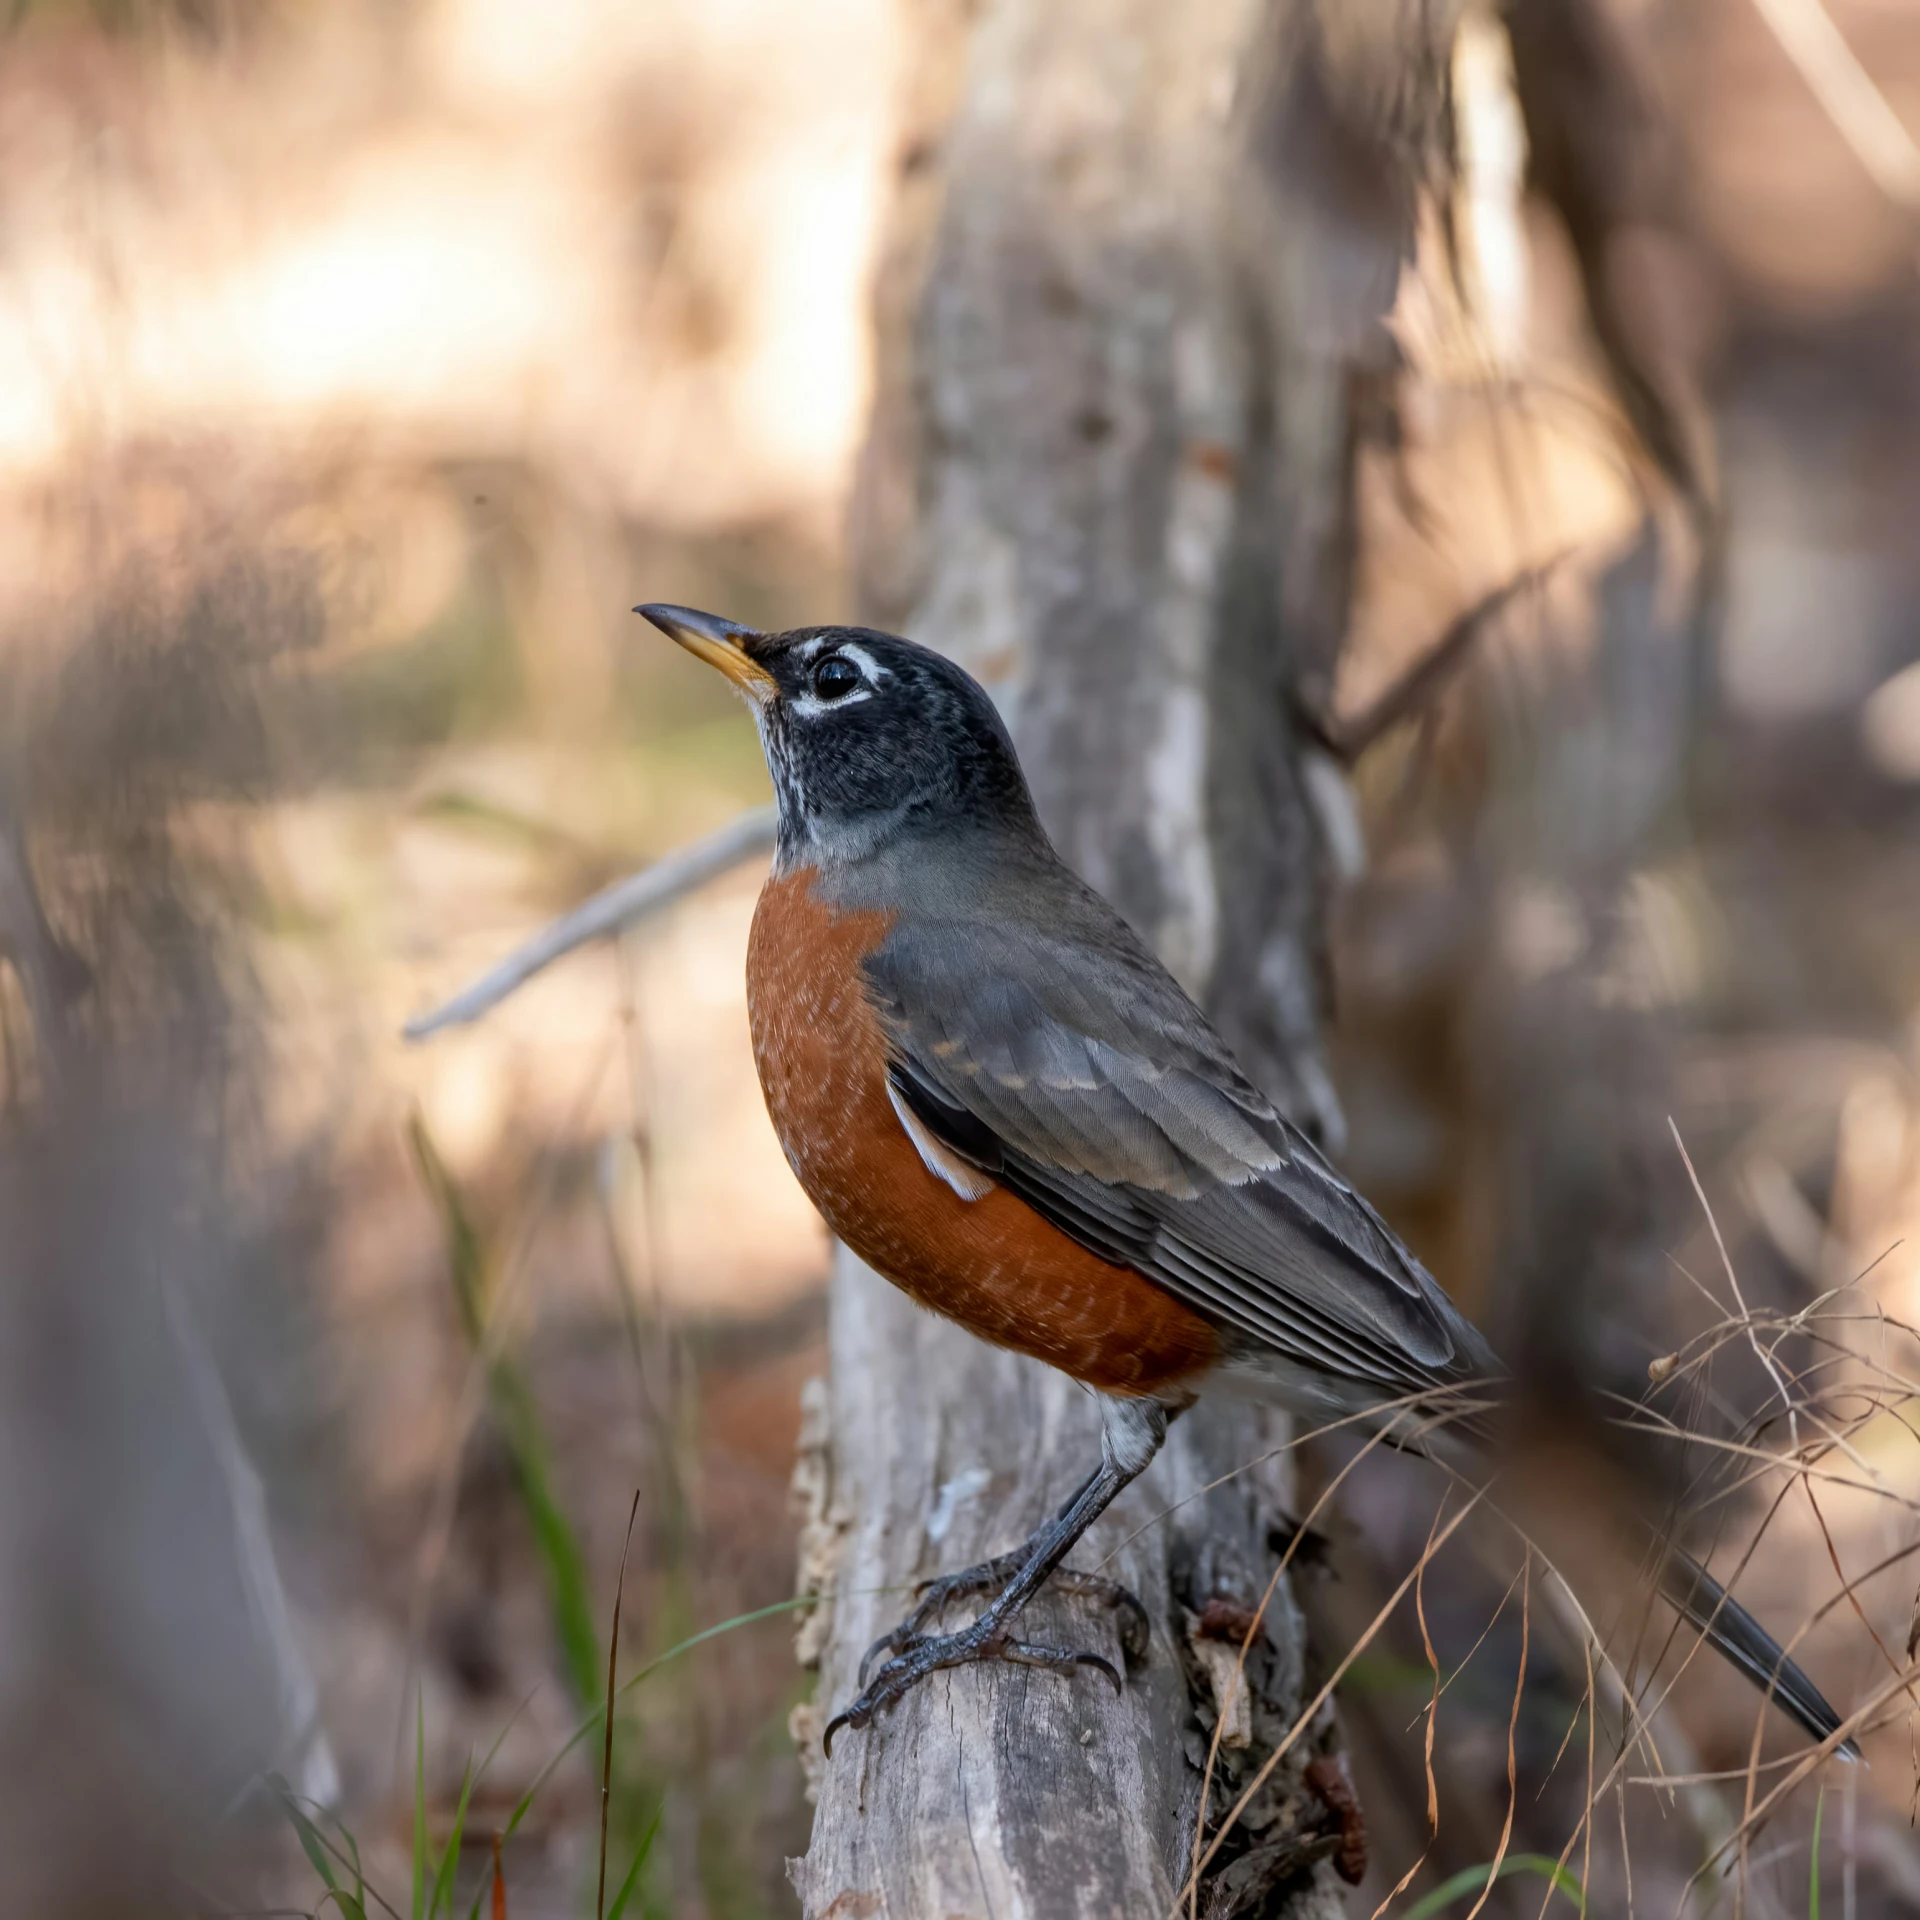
[634,603,777,703]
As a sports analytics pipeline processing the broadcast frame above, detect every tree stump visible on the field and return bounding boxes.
[790,0,1453,1908]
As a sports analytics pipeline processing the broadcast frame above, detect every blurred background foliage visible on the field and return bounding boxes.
[2,0,1920,1913]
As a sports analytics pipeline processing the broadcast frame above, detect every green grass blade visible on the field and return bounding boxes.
[614,1595,820,1708]
[409,1112,602,1710]
[413,1696,428,1920]
[1810,1786,1825,1920]
[1403,1852,1584,1920]
[264,1778,392,1920]
[407,1113,488,1346]
[267,1771,341,1892]
[461,1853,494,1920]
[604,1802,666,1920]
[493,1371,602,1709]
[500,1593,817,1843]
[428,1755,477,1918]
[341,1824,366,1911]
[454,1696,542,1920]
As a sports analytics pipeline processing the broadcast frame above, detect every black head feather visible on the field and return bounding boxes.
[734,624,1040,865]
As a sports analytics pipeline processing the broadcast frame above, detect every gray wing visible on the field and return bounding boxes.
[865,913,1504,1411]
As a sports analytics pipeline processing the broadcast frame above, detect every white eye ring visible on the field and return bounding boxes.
[786,640,889,718]
[789,686,873,719]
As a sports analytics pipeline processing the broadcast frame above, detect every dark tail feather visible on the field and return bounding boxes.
[1657,1543,1859,1760]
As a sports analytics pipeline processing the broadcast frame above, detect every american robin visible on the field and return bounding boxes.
[638,602,1855,1759]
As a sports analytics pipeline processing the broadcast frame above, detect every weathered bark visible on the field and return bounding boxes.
[790,1276,1337,1919]
[791,2,1460,1912]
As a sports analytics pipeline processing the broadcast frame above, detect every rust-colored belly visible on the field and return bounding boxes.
[746,867,1218,1397]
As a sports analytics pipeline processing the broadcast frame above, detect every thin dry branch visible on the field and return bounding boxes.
[1697,1658,1917,1899]
[1091,1382,1503,1574]
[1461,1553,1529,1920]
[1185,1407,1451,1920]
[1168,1489,1490,1918]
[402,805,777,1040]
[1302,558,1567,766]
[1118,1184,1893,1912]
[1748,0,1920,209]
[1415,1501,1447,1832]
[1518,1370,1920,1913]
[1671,1121,1806,1457]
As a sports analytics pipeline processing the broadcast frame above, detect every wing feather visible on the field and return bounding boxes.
[869,917,1502,1408]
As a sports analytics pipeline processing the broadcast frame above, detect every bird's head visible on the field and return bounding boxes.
[637,603,1039,867]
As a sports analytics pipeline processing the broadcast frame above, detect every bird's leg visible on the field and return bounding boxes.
[855,1460,1149,1683]
[825,1397,1167,1752]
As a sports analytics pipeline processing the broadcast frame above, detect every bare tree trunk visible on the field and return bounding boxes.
[790,2,1457,1912]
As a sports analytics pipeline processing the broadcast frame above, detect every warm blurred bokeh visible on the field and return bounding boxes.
[0,0,895,1911]
[5,0,1920,1913]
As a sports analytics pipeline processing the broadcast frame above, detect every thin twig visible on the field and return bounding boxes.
[1579,1635,1594,1920]
[1167,1488,1489,1917]
[1462,1552,1529,1920]
[598,1490,642,1920]
[403,806,777,1040]
[1408,1559,1531,1741]
[1092,1381,1501,1571]
[1530,1506,1902,1919]
[1748,0,1920,209]
[1694,1658,1917,1896]
[1416,1493,1447,1833]
[1302,556,1568,765]
[1187,1406,1429,1917]
[1671,1119,1805,1452]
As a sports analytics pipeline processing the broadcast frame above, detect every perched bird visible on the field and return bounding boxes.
[639,602,1855,1759]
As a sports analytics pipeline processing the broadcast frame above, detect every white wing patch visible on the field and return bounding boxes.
[887,1080,994,1201]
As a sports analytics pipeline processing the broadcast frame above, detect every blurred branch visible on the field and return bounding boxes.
[1,768,342,1820]
[1301,555,1568,766]
[402,804,777,1041]
[162,1271,342,1810]
[1504,0,1718,545]
[1748,0,1920,210]
[0,807,87,1085]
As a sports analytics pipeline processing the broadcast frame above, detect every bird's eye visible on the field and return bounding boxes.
[810,655,863,702]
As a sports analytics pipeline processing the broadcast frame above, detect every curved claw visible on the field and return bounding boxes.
[1077,1650,1123,1694]
[822,1705,866,1758]
[1107,1591,1150,1665]
[856,1629,902,1691]
[998,1641,1123,1692]
[1033,1567,1150,1664]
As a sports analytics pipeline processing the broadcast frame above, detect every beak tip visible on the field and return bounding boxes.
[632,601,761,643]
[634,600,776,698]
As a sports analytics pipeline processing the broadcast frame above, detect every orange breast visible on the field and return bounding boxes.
[746,867,1218,1398]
